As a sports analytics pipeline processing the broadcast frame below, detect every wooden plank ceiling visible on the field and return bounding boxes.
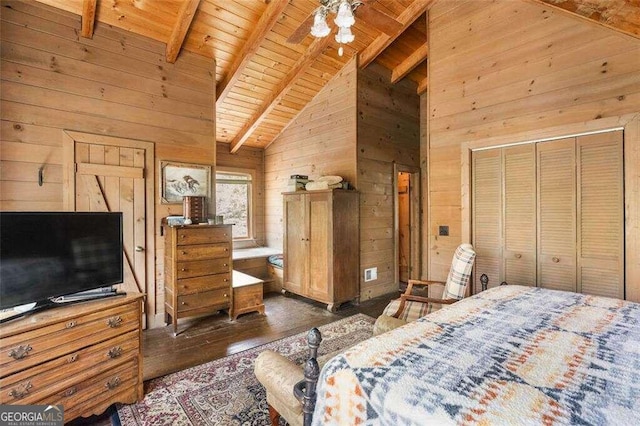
[32,0,640,152]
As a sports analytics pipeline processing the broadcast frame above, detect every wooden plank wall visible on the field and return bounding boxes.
[426,0,640,298]
[264,58,358,249]
[0,0,216,325]
[357,63,420,299]
[216,142,265,246]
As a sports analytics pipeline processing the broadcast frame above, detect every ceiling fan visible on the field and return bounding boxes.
[286,0,403,45]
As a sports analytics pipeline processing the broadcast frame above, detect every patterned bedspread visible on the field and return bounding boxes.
[312,285,640,425]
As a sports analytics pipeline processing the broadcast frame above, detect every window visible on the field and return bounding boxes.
[216,170,253,240]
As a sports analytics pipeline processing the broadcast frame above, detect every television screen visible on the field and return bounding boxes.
[0,212,123,310]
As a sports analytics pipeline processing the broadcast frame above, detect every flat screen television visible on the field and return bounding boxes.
[0,212,124,319]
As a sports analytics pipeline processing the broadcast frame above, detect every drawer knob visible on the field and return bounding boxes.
[515,253,522,259]
[181,268,187,272]
[108,346,123,359]
[8,344,32,360]
[552,257,560,263]
[181,251,187,255]
[9,381,32,400]
[224,248,229,252]
[181,235,186,239]
[223,263,228,267]
[107,316,123,328]
[181,302,187,305]
[61,386,77,397]
[105,376,121,390]
[224,294,228,298]
[135,246,144,252]
[223,279,228,282]
[66,320,77,329]
[67,353,78,363]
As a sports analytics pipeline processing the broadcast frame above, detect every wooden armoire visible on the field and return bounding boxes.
[282,189,359,312]
[472,130,624,298]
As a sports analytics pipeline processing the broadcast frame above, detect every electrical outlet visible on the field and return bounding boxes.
[439,225,449,236]
[364,267,377,282]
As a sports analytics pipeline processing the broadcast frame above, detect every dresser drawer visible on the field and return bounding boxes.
[48,358,138,410]
[0,303,139,376]
[176,258,231,279]
[177,227,230,245]
[0,330,139,405]
[176,273,231,295]
[177,288,230,313]
[176,243,230,261]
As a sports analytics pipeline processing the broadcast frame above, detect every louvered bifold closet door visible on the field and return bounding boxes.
[577,131,624,298]
[472,149,502,293]
[503,145,536,286]
[537,138,577,292]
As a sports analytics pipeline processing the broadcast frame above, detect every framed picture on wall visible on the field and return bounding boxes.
[160,161,211,204]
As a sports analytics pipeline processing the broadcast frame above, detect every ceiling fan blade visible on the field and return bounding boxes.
[287,12,315,43]
[355,4,403,36]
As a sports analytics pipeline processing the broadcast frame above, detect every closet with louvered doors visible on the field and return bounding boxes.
[472,130,624,298]
[472,144,537,293]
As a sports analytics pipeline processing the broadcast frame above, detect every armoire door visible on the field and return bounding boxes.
[307,192,331,301]
[537,138,577,292]
[283,193,306,295]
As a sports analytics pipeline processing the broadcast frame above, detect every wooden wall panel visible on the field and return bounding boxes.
[0,1,216,327]
[265,59,419,302]
[216,142,266,246]
[357,63,420,300]
[264,58,358,250]
[426,0,640,299]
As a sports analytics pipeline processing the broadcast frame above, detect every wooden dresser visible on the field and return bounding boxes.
[283,189,360,312]
[164,224,233,335]
[0,294,144,423]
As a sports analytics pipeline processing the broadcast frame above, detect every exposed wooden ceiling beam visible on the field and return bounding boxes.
[391,41,428,84]
[358,0,435,69]
[417,76,428,95]
[80,0,97,38]
[529,0,640,40]
[217,0,289,106]
[165,0,201,64]
[230,36,333,153]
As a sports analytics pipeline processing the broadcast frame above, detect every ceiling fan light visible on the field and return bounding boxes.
[310,9,331,38]
[335,26,355,44]
[334,1,355,28]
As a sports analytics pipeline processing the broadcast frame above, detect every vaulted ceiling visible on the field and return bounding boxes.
[32,0,639,152]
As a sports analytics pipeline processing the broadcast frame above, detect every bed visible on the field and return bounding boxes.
[312,285,640,425]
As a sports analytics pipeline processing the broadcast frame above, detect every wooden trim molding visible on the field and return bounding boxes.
[165,0,201,64]
[230,35,332,153]
[80,0,97,38]
[216,0,289,105]
[460,113,640,302]
[359,3,434,69]
[391,42,428,84]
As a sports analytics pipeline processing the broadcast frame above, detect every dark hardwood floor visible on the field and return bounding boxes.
[143,291,395,380]
[68,291,396,425]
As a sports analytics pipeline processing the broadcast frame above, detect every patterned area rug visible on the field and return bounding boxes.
[117,314,375,425]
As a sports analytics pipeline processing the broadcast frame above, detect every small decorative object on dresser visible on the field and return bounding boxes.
[163,223,233,335]
[0,294,144,423]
